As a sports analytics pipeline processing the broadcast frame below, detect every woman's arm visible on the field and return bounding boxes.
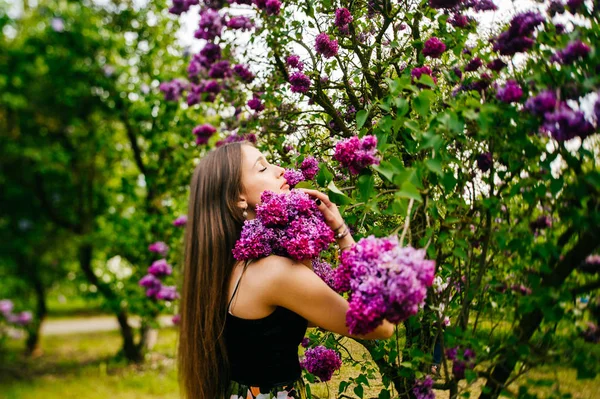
[263,256,394,340]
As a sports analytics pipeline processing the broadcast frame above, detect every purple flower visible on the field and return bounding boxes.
[300,346,342,382]
[172,314,181,325]
[159,79,187,102]
[139,274,162,298]
[233,190,334,261]
[233,64,255,83]
[493,11,544,56]
[567,0,584,13]
[333,236,435,335]
[555,23,566,34]
[423,37,446,58]
[148,241,169,256]
[555,40,591,64]
[542,104,594,141]
[594,94,600,123]
[0,299,14,316]
[283,169,304,187]
[51,17,65,32]
[465,57,483,72]
[453,360,467,379]
[247,97,265,112]
[169,0,193,15]
[511,284,532,295]
[476,152,492,172]
[452,67,463,79]
[581,322,600,343]
[286,55,304,71]
[496,79,523,103]
[193,123,217,145]
[197,43,222,68]
[413,376,435,399]
[194,8,224,41]
[300,156,319,180]
[12,311,33,326]
[529,215,552,231]
[428,0,462,8]
[445,347,458,360]
[335,8,353,32]
[334,135,380,175]
[265,0,282,15]
[525,90,557,116]
[312,259,335,289]
[411,66,436,86]
[289,71,311,94]
[208,60,232,79]
[449,14,471,28]
[315,33,339,58]
[301,337,311,348]
[487,58,507,72]
[472,0,497,11]
[173,215,188,227]
[148,259,173,277]
[226,16,255,31]
[216,133,257,147]
[156,285,180,301]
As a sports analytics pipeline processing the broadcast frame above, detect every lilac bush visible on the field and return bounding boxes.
[300,345,342,382]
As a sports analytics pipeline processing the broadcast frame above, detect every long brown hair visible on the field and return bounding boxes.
[178,142,247,399]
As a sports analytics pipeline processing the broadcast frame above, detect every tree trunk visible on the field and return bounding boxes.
[78,243,144,362]
[25,266,47,357]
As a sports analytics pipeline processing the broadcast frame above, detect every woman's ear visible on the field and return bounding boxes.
[237,197,247,210]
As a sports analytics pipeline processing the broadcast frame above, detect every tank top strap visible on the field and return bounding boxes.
[227,259,251,314]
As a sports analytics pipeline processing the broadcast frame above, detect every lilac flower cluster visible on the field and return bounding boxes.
[300,345,342,382]
[283,169,304,187]
[232,190,335,261]
[464,57,483,72]
[334,135,380,175]
[446,347,476,379]
[226,15,254,31]
[464,0,497,11]
[542,104,594,141]
[312,259,336,289]
[289,71,311,94]
[148,259,173,277]
[315,33,339,58]
[428,0,462,9]
[173,215,188,227]
[552,40,591,65]
[195,8,224,41]
[149,241,169,256]
[254,0,282,15]
[411,66,436,87]
[449,13,471,28]
[301,337,311,348]
[413,375,435,399]
[525,90,557,116]
[247,95,264,112]
[476,152,492,172]
[300,156,319,180]
[496,79,523,103]
[193,123,218,145]
[208,60,232,79]
[487,58,507,72]
[493,11,544,56]
[233,64,255,83]
[423,37,446,58]
[139,257,179,301]
[159,79,187,101]
[169,0,198,15]
[286,54,304,71]
[567,0,585,13]
[335,8,353,34]
[0,299,33,326]
[332,236,435,335]
[187,80,221,105]
[216,132,257,147]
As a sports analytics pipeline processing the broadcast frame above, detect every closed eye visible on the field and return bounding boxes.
[259,166,268,172]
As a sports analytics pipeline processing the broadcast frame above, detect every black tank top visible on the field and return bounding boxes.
[224,260,308,388]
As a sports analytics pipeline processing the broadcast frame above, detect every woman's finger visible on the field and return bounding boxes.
[297,188,333,207]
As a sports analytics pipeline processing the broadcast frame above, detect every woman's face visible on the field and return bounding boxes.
[239,145,289,215]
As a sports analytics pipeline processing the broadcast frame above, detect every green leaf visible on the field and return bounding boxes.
[327,180,352,204]
[378,389,391,399]
[425,158,443,175]
[397,181,422,202]
[357,174,375,202]
[372,162,395,182]
[356,109,368,129]
[416,74,436,88]
[465,369,477,384]
[316,163,333,187]
[354,384,364,399]
[413,90,435,117]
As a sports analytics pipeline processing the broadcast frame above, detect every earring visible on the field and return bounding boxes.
[242,205,248,219]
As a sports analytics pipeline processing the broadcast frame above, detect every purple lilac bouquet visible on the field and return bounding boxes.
[332,235,435,335]
[232,190,335,261]
[300,345,342,382]
[334,135,380,175]
[312,259,336,289]
[413,375,435,399]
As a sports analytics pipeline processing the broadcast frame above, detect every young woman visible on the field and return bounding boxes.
[178,142,394,399]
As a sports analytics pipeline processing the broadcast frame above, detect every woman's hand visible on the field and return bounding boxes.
[297,188,345,232]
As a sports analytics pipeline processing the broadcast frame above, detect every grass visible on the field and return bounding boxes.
[1,325,599,399]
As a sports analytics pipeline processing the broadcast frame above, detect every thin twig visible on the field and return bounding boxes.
[399,198,414,246]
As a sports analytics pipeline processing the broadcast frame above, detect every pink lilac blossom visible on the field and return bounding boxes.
[312,259,336,289]
[216,133,257,147]
[148,259,173,277]
[493,11,544,56]
[148,241,169,256]
[265,0,282,15]
[333,135,380,175]
[314,33,339,58]
[525,90,557,116]
[411,66,437,86]
[139,274,162,298]
[422,37,446,58]
[195,8,224,41]
[289,71,311,93]
[446,347,476,379]
[300,156,319,180]
[247,96,265,112]
[496,80,523,103]
[193,123,217,145]
[172,314,181,325]
[159,79,187,102]
[286,55,304,71]
[554,40,591,64]
[226,16,254,30]
[413,376,435,399]
[0,299,13,316]
[9,311,33,325]
[283,169,304,187]
[300,346,342,382]
[332,236,435,335]
[156,286,180,301]
[542,104,594,141]
[173,215,188,227]
[232,190,335,261]
[335,8,353,33]
[449,13,471,28]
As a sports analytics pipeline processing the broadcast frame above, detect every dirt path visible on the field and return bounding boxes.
[41,315,174,335]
